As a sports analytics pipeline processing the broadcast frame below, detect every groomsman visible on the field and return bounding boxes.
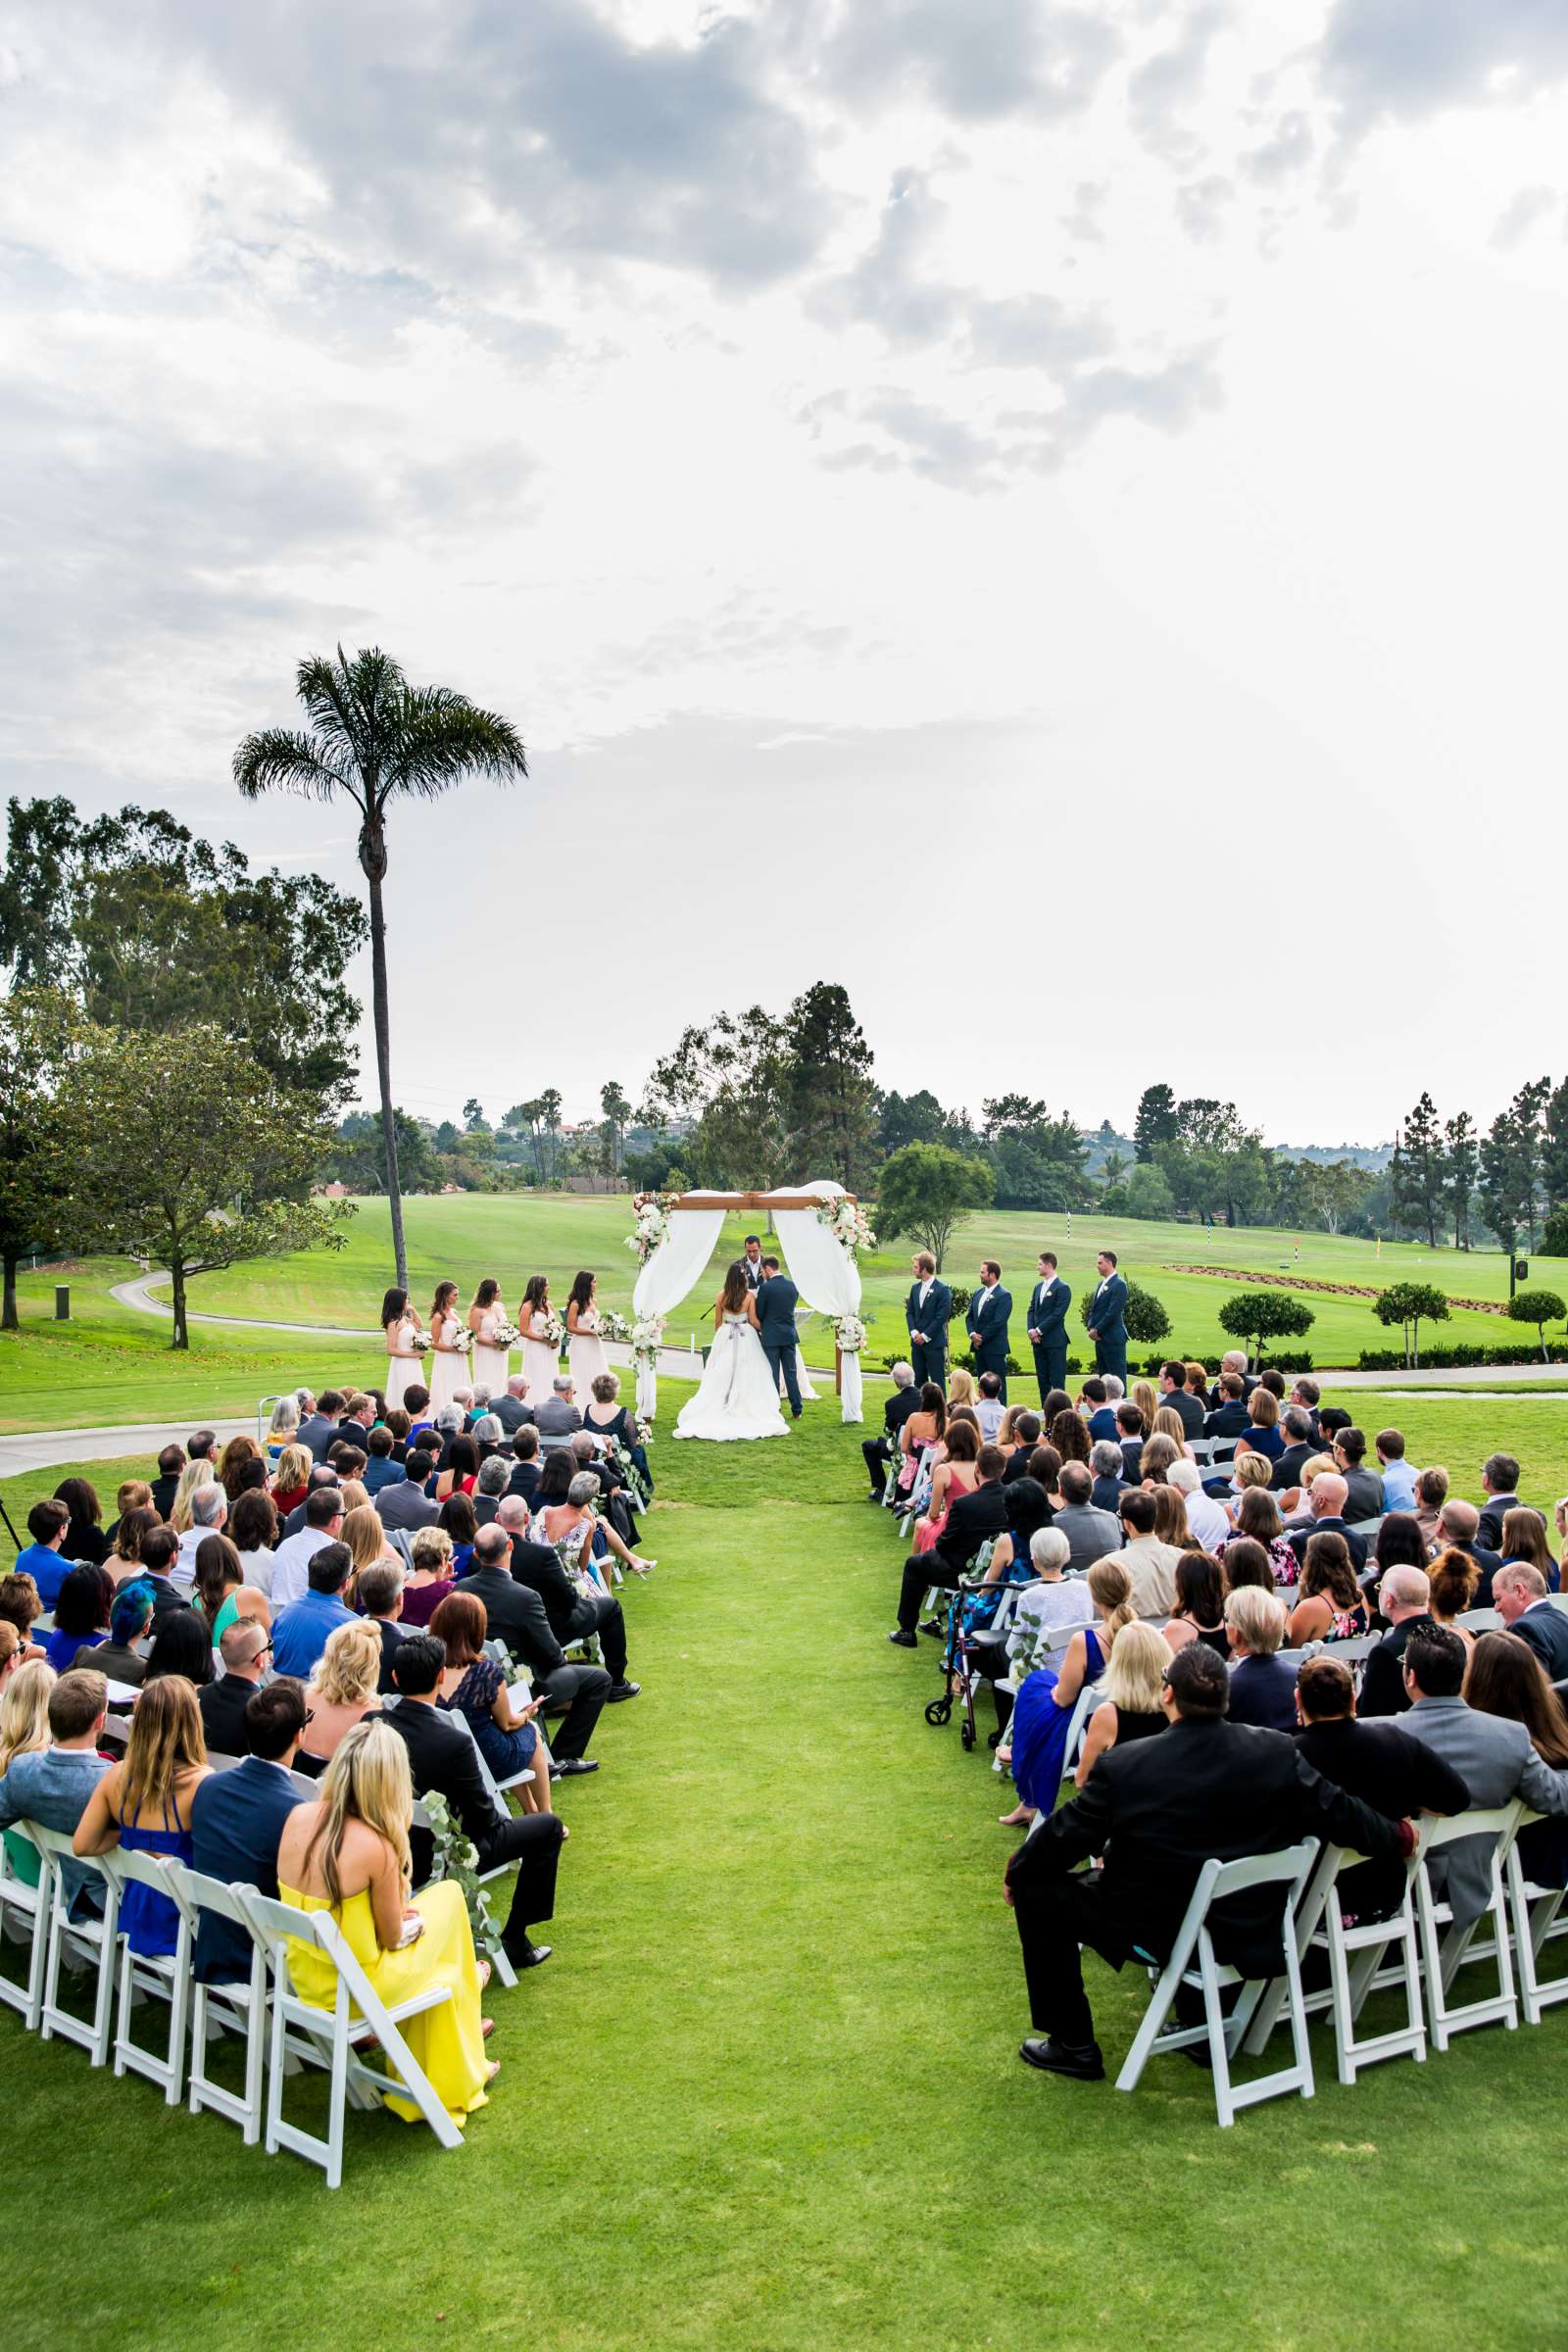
[1025,1250,1071,1403]
[968,1259,1012,1400]
[741,1236,764,1292]
[906,1251,952,1392]
[1085,1250,1129,1386]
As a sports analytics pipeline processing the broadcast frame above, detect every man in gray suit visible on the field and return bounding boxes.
[1494,1565,1568,1681]
[375,1448,440,1533]
[0,1668,112,1916]
[1398,1627,1568,1927]
[1052,1462,1123,1575]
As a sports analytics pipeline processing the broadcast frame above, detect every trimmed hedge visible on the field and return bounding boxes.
[1355,1342,1568,1371]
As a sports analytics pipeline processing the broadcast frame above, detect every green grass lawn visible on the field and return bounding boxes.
[4,1387,1568,2351]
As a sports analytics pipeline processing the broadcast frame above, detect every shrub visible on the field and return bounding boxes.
[1373,1282,1450,1368]
[1216,1290,1315,1364]
[1505,1288,1568,1362]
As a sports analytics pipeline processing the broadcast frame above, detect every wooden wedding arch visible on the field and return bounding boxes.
[641,1187,861,1394]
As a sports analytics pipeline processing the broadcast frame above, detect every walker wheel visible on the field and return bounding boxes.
[925,1698,952,1727]
[959,1719,976,1751]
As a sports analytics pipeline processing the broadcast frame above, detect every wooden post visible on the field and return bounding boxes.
[835,1342,843,1396]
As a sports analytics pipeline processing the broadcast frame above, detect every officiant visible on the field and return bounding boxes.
[741,1236,764,1291]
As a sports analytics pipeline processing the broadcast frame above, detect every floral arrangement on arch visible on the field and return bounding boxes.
[816,1196,876,1256]
[631,1312,665,1366]
[831,1311,868,1354]
[627,1192,680,1264]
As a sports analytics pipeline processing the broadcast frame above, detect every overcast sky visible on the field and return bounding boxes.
[2,1,1564,1143]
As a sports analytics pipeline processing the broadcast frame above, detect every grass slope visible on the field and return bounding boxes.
[4,1391,1567,2352]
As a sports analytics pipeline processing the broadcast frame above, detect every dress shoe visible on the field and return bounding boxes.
[1019,2037,1104,2082]
[887,1629,917,1647]
[510,1941,553,1970]
[918,1616,944,1638]
[554,1756,600,1777]
[607,1680,641,1702]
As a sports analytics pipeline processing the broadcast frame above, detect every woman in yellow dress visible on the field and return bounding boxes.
[274,1717,497,2128]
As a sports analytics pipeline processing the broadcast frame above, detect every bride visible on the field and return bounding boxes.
[673,1261,790,1444]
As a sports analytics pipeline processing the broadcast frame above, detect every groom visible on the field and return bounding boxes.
[755,1255,803,1419]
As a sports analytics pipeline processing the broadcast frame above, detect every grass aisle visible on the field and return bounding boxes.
[5,1393,1568,2350]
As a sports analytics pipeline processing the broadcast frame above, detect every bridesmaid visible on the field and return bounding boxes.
[382,1287,426,1413]
[565,1270,609,1399]
[519,1273,558,1406]
[428,1280,467,1416]
[469,1277,510,1395]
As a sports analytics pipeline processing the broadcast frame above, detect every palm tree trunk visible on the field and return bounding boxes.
[363,828,408,1290]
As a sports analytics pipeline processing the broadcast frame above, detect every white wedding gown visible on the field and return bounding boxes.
[674,1312,790,1442]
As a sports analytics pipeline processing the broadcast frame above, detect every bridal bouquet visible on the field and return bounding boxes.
[831,1312,867,1354]
[626,1191,679,1263]
[596,1308,631,1344]
[816,1197,876,1255]
[487,1318,522,1350]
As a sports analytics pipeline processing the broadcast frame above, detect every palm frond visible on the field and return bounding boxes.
[380,688,528,805]
[232,729,363,808]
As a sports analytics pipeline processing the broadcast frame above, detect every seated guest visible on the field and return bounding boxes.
[436,1435,480,1503]
[1293,1653,1470,1917]
[1136,1433,1180,1489]
[0,1573,45,1662]
[199,1618,273,1754]
[1050,1406,1092,1467]
[378,1448,440,1533]
[889,1446,1011,1646]
[538,1459,655,1582]
[0,1668,113,1915]
[1332,1427,1384,1524]
[1004,1642,1406,2082]
[1286,1533,1369,1646]
[1202,1371,1250,1451]
[303,1618,384,1763]
[1357,1566,1434,1716]
[1463,1631,1568,1886]
[1285,1474,1368,1572]
[82,1576,155,1686]
[1162,1552,1230,1658]
[385,1636,564,1972]
[998,1558,1137,1827]
[270,1544,356,1679]
[1116,1489,1182,1616]
[1232,1386,1285,1467]
[1224,1587,1297,1731]
[268,1445,313,1521]
[1089,1442,1128,1516]
[1498,1506,1558,1595]
[1073,1620,1171,1785]
[276,1716,498,2114]
[461,1520,611,1773]
[143,1605,217,1690]
[342,1502,399,1602]
[174,1483,228,1585]
[74,1676,210,1956]
[398,1527,459,1631]
[1114,1400,1145,1484]
[1158,1361,1205,1440]
[53,1477,110,1568]
[1052,1461,1122,1576]
[229,1489,281,1595]
[357,1557,408,1695]
[193,1532,270,1645]
[975,1478,1054,1595]
[535,1377,584,1443]
[1428,1547,1480,1643]
[862,1361,922,1497]
[975,1372,1006,1446]
[1025,1444,1063,1511]
[1412,1464,1449,1553]
[108,1506,161,1583]
[1375,1429,1418,1514]
[42,1564,114,1673]
[431,1591,553,1806]
[911,1419,981,1556]
[1399,1627,1568,1927]
[1079,1380,1117,1444]
[473,1454,512,1525]
[1431,1496,1503,1606]
[1003,1411,1044,1485]
[1267,1407,1320,1498]
[1009,1528,1096,1642]
[1494,1563,1568,1679]
[362,1425,406,1497]
[300,1391,344,1461]
[0,1658,54,1879]
[383,1408,413,1465]
[149,1444,186,1521]
[506,1427,544,1505]
[517,1486,645,1694]
[1167,1458,1229,1553]
[135,1524,190,1628]
[216,1434,263,1504]
[190,1678,311,1984]
[492,1374,536,1438]
[269,1485,347,1608]
[1477,1452,1523,1554]
[15,1498,72,1609]
[438,1492,478,1579]
[1150,1485,1193,1553]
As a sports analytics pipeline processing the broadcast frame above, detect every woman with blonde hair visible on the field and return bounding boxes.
[74,1676,210,1956]
[1074,1620,1171,1785]
[338,1478,370,1518]
[1130,1380,1158,1437]
[270,1444,313,1520]
[946,1366,977,1412]
[170,1457,213,1536]
[998,1557,1137,1827]
[1152,1483,1194,1550]
[303,1618,384,1762]
[275,1717,496,2123]
[0,1657,55,1887]
[1152,1405,1191,1456]
[342,1504,397,1603]
[399,1526,458,1629]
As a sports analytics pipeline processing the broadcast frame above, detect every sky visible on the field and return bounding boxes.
[2,0,1565,1144]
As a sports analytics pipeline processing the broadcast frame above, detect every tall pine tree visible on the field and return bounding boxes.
[784,982,877,1190]
[1444,1110,1477,1250]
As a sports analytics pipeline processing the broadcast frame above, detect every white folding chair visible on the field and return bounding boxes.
[1414,1802,1524,2047]
[899,1446,938,1541]
[0,1822,55,2030]
[239,1886,465,2188]
[1503,1815,1568,2025]
[1278,1827,1435,2084]
[162,1860,271,2143]
[1114,1840,1319,2128]
[100,1848,194,2104]
[31,1823,122,2065]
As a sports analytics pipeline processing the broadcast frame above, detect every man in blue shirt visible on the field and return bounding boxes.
[270,1543,355,1679]
[361,1427,406,1496]
[1376,1428,1419,1513]
[0,1667,113,1914]
[15,1498,73,1608]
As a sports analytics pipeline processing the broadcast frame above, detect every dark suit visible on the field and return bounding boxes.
[149,1473,180,1522]
[1227,1652,1300,1733]
[507,1460,543,1506]
[1086,1273,1128,1385]
[1026,1277,1071,1402]
[455,1566,611,1761]
[491,1395,534,1437]
[144,1571,189,1629]
[1341,1466,1386,1525]
[755,1276,802,1416]
[297,1413,335,1464]
[1513,1602,1568,1681]
[1287,1515,1367,1573]
[1357,1614,1435,1718]
[1295,1716,1471,1920]
[507,1536,630,1687]
[1477,1494,1522,1554]
[862,1383,923,1497]
[906,1278,953,1393]
[1449,1537,1504,1609]
[1268,1441,1316,1494]
[1165,1389,1206,1439]
[896,1480,1009,1633]
[969,1286,1012,1398]
[385,1697,564,1962]
[190,1756,308,1983]
[1005,1717,1404,2047]
[370,1616,406,1695]
[199,1674,263,1759]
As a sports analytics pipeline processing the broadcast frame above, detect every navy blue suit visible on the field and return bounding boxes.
[906,1279,952,1393]
[189,1756,309,1984]
[969,1285,1012,1399]
[1026,1276,1072,1401]
[756,1276,803,1416]
[1087,1272,1128,1384]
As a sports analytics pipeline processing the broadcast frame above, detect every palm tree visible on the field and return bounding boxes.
[234,646,526,1286]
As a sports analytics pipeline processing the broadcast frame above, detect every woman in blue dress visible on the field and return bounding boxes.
[74,1676,211,1954]
[429,1591,555,1813]
[998,1557,1136,1829]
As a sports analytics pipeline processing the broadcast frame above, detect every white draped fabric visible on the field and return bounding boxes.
[631,1207,725,1418]
[772,1178,863,1424]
